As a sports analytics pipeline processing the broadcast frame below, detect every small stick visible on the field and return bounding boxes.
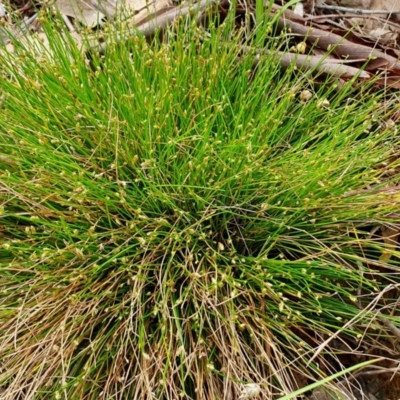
[353,367,400,377]
[304,14,400,29]
[253,51,370,79]
[316,5,400,15]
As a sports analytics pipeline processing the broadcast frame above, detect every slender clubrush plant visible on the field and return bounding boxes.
[0,4,400,400]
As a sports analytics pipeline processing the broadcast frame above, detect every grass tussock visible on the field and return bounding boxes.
[1,11,400,400]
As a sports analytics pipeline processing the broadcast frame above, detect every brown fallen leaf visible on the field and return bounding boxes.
[55,0,118,27]
[375,76,400,89]
[319,0,400,48]
[90,0,215,54]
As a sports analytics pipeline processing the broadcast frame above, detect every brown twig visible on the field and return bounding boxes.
[304,14,400,31]
[351,365,400,379]
[316,5,400,15]
[252,51,369,79]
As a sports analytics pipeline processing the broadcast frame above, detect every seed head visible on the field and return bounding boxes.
[238,383,261,400]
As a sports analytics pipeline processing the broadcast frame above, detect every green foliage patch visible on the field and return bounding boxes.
[0,11,400,399]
